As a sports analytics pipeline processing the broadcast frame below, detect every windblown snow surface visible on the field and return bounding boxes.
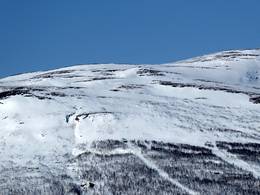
[0,49,260,194]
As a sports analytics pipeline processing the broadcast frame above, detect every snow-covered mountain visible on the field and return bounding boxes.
[0,49,260,194]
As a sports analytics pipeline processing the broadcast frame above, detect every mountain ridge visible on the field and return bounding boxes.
[2,48,260,80]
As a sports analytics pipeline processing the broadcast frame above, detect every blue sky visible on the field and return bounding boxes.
[0,0,260,78]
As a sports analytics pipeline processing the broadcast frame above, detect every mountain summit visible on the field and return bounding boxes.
[0,49,260,194]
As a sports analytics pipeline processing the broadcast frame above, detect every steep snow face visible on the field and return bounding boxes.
[0,49,260,194]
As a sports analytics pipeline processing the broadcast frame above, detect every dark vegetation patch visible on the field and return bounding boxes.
[250,96,260,104]
[32,70,75,79]
[158,80,247,94]
[91,69,122,73]
[96,96,108,99]
[252,86,260,90]
[194,79,223,84]
[0,86,71,100]
[216,141,260,164]
[194,97,208,100]
[157,80,260,103]
[215,52,259,59]
[118,84,145,90]
[91,139,128,150]
[0,87,50,100]
[142,141,260,194]
[91,69,125,76]
[111,84,145,92]
[46,92,66,97]
[75,77,116,83]
[184,51,259,63]
[24,94,52,100]
[58,75,83,79]
[90,77,115,81]
[147,141,214,157]
[110,89,120,92]
[60,86,84,90]
[137,68,165,76]
[216,142,260,155]
[0,87,30,100]
[164,71,182,75]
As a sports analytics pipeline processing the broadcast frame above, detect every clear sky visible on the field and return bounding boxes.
[0,0,260,78]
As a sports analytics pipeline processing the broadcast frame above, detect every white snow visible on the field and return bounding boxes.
[0,49,260,172]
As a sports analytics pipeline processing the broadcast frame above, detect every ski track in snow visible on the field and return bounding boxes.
[127,143,199,195]
[73,143,199,195]
[212,147,260,179]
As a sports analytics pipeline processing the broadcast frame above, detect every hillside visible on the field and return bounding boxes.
[0,49,260,194]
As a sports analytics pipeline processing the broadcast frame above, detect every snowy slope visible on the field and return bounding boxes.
[0,49,260,194]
